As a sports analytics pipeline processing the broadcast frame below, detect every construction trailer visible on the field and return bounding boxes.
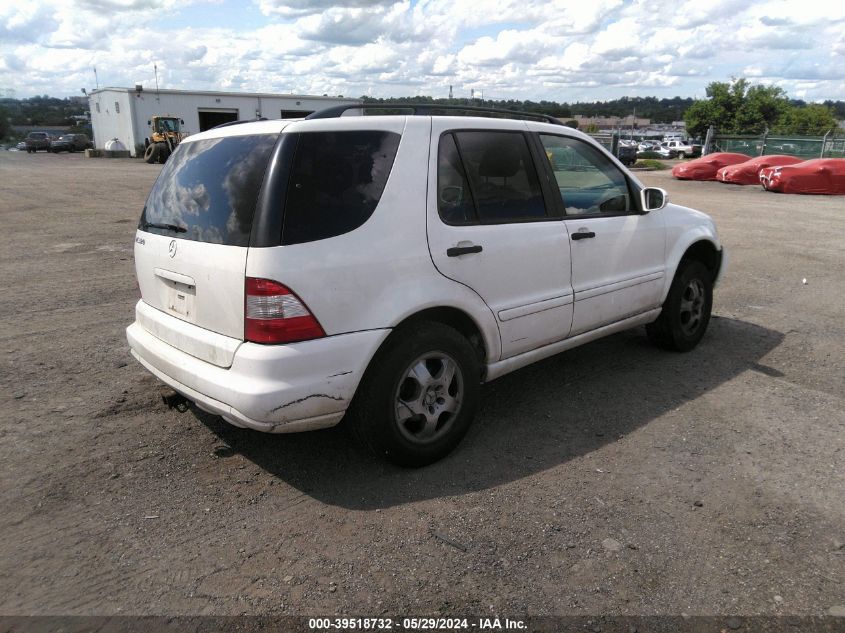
[88,87,360,157]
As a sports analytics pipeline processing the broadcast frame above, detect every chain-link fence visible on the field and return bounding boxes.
[705,128,844,158]
[587,132,619,154]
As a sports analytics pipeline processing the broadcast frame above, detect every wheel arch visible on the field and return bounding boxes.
[350,305,492,407]
[392,306,488,367]
[662,235,724,301]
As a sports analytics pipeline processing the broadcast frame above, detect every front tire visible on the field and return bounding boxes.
[143,143,160,164]
[349,322,480,467]
[647,260,713,352]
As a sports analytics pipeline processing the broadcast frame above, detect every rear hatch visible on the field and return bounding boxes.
[134,132,278,367]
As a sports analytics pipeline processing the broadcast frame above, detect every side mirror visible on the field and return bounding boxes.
[640,187,668,212]
[147,120,151,125]
[180,119,185,125]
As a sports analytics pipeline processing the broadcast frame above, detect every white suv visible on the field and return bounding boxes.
[127,105,725,466]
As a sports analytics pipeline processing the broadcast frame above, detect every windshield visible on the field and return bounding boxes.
[156,119,179,133]
[140,134,278,246]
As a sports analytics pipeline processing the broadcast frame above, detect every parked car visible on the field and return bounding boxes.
[638,141,660,154]
[759,158,845,194]
[24,132,51,153]
[127,106,725,466]
[49,133,93,153]
[616,141,637,166]
[672,153,752,181]
[653,143,680,159]
[716,155,802,185]
[12,142,26,151]
[662,139,699,159]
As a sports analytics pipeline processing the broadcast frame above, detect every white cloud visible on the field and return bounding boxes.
[1,0,843,103]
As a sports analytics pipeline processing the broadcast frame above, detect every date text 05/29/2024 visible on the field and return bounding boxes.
[308,617,526,631]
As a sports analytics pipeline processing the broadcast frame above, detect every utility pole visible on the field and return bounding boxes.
[154,64,160,103]
[93,67,99,90]
[449,85,453,100]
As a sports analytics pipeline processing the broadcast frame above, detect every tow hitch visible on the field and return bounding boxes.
[161,389,190,412]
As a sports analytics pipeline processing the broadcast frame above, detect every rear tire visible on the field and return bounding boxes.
[143,143,160,164]
[647,260,713,352]
[349,322,480,467]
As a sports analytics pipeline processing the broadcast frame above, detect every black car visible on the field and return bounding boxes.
[49,134,93,153]
[615,142,637,167]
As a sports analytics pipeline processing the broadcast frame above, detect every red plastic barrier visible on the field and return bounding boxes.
[672,153,752,181]
[759,159,845,194]
[716,155,802,185]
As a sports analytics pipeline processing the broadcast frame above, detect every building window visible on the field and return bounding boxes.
[96,102,100,113]
[281,110,313,119]
[115,102,120,114]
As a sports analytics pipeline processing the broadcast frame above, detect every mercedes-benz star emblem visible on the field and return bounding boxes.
[168,239,177,258]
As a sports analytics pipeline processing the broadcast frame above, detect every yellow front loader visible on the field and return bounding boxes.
[143,116,185,164]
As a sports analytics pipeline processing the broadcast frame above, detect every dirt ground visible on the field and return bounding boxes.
[0,152,843,618]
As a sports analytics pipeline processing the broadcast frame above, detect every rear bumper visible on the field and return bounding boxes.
[127,319,390,433]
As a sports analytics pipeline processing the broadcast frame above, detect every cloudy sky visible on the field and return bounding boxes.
[2,0,844,103]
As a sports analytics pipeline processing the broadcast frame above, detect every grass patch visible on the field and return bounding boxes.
[633,159,669,170]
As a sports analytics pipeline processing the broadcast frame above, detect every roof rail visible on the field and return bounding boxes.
[210,117,268,130]
[305,103,565,126]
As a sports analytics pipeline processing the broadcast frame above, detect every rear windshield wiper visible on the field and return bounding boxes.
[141,221,187,233]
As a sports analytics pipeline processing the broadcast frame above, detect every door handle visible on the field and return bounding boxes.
[447,244,483,257]
[571,231,596,241]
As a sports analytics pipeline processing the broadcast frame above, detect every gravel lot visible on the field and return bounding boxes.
[1,152,843,618]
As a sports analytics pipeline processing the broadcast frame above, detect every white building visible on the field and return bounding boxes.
[88,87,360,157]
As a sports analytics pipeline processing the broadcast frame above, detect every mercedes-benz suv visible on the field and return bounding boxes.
[127,105,725,466]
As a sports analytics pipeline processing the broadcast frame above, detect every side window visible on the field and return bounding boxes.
[539,134,633,215]
[437,131,547,224]
[437,133,474,224]
[282,131,401,246]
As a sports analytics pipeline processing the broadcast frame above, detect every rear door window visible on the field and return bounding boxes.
[140,134,278,246]
[281,131,401,245]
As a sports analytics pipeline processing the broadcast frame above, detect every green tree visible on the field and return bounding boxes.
[684,78,840,137]
[563,119,578,129]
[774,103,838,135]
[735,84,790,132]
[0,105,10,140]
[684,78,790,137]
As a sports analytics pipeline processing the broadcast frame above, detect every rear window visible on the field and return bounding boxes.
[281,131,401,245]
[140,134,277,246]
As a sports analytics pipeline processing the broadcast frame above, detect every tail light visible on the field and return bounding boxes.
[245,277,325,344]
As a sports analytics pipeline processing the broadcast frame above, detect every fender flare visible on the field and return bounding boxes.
[661,229,725,302]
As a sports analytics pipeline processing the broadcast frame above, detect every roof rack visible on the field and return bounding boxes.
[305,103,565,126]
[211,117,268,130]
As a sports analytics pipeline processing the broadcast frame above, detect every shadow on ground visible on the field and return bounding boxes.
[196,316,783,509]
